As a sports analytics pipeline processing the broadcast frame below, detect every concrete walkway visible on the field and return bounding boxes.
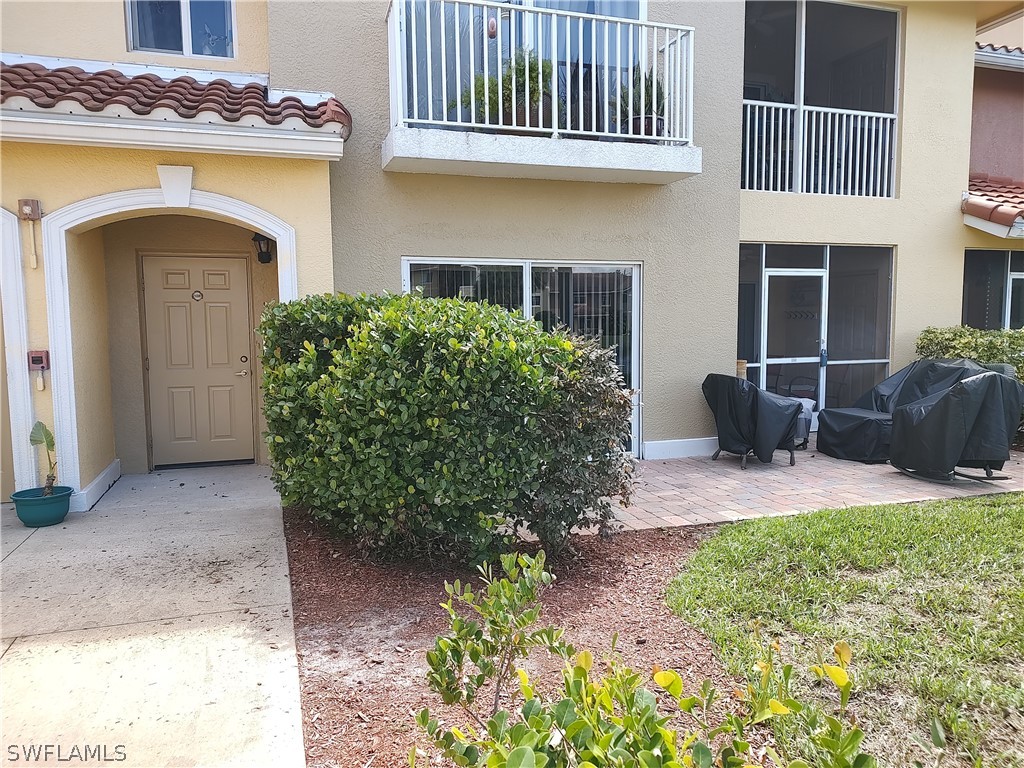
[1,466,304,768]
[620,436,1024,529]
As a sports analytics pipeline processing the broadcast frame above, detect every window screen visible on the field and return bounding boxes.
[408,263,525,313]
[962,250,1007,331]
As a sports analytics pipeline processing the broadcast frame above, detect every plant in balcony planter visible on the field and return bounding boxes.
[460,47,554,131]
[10,421,73,527]
[619,67,666,141]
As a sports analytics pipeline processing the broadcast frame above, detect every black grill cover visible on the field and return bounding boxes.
[853,359,989,412]
[890,372,1024,478]
[817,359,993,463]
[702,374,801,464]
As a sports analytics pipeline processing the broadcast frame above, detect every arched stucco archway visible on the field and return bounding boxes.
[40,188,298,510]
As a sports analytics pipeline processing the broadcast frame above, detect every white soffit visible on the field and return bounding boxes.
[963,213,1024,238]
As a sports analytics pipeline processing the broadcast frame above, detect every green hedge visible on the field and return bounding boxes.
[258,293,635,561]
[915,325,1024,380]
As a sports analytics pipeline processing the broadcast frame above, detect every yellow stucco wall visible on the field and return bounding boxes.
[739,1,1011,370]
[103,215,278,473]
[0,0,269,74]
[0,141,334,489]
[66,228,118,484]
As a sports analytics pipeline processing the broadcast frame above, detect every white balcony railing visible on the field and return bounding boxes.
[742,100,897,197]
[387,0,694,145]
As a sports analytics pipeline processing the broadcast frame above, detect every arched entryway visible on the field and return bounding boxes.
[40,187,298,510]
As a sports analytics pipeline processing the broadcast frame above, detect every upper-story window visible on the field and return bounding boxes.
[741,1,899,197]
[128,0,235,58]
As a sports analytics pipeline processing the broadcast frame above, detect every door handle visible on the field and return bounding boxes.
[235,370,250,377]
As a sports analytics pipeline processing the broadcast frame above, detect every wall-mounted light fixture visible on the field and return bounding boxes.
[252,232,274,264]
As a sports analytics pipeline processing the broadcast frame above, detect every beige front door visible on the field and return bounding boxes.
[143,256,255,467]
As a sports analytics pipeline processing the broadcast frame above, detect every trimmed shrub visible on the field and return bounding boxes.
[258,293,635,561]
[915,325,1024,380]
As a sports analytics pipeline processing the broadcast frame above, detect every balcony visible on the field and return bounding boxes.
[741,101,897,197]
[383,0,702,184]
[739,1,900,198]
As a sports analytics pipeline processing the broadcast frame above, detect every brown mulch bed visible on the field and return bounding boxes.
[283,509,743,768]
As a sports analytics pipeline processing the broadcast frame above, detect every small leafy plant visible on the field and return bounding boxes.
[414,551,879,768]
[29,421,57,495]
[619,67,665,123]
[912,717,948,768]
[461,48,554,125]
[424,551,572,723]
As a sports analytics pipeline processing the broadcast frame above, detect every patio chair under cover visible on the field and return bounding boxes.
[890,371,1024,479]
[702,374,801,468]
[816,359,992,463]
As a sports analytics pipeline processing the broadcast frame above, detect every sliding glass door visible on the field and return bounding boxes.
[403,258,641,453]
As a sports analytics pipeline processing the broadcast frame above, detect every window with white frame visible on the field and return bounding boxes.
[128,0,235,58]
[401,258,642,452]
[963,250,1024,330]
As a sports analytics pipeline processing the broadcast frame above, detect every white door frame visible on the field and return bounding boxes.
[41,187,298,511]
[1006,270,1024,330]
[760,267,828,413]
[1,207,40,491]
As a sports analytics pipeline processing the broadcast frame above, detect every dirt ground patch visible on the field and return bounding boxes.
[283,508,741,767]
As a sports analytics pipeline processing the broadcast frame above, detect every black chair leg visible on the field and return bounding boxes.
[789,449,796,466]
[712,448,721,461]
[741,453,748,470]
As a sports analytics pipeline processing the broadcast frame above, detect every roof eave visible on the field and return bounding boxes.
[975,49,1024,71]
[963,213,1024,238]
[0,109,345,161]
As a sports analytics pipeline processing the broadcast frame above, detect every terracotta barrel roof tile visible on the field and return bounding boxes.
[963,175,1024,227]
[1,60,352,136]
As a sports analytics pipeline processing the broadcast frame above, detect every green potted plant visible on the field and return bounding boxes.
[461,48,554,131]
[10,421,73,527]
[619,67,665,141]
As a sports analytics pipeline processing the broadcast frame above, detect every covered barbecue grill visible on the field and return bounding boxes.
[890,371,1024,481]
[816,359,991,463]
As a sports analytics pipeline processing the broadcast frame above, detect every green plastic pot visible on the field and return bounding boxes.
[11,486,74,527]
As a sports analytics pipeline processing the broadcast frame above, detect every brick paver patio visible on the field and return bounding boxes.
[619,436,1023,530]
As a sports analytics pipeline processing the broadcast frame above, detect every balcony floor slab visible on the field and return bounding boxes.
[382,125,702,184]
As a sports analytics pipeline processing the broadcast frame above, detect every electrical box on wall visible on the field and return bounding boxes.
[18,199,41,221]
[28,350,49,370]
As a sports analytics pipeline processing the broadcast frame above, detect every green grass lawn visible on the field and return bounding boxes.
[666,493,1024,768]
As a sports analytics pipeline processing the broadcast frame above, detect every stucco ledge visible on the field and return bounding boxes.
[382,125,702,184]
